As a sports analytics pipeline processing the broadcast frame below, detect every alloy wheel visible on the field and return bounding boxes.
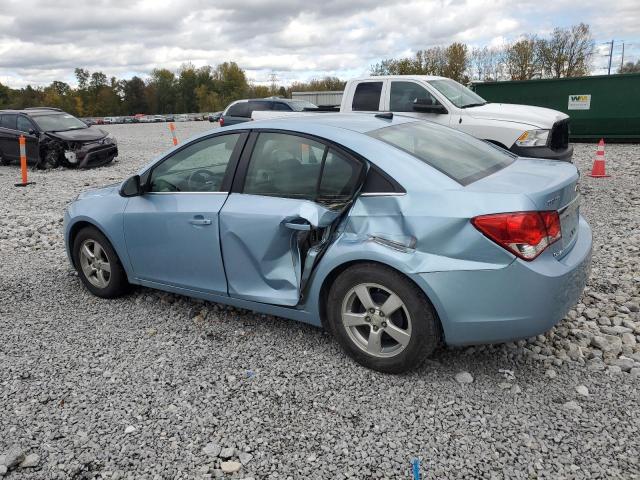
[341,283,412,358]
[79,239,112,288]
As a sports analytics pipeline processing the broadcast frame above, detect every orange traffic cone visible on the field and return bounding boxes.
[589,138,610,178]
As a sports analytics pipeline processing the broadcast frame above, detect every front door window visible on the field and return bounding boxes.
[390,81,438,112]
[150,134,241,192]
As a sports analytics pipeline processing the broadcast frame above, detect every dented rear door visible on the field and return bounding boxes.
[219,195,339,305]
[219,131,365,306]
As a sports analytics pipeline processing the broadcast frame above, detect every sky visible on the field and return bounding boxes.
[0,0,638,89]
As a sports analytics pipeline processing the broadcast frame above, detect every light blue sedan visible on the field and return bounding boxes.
[64,114,592,372]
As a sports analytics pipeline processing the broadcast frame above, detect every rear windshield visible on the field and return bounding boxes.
[288,100,318,111]
[368,121,515,185]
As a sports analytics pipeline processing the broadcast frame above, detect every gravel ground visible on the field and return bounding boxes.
[0,122,639,479]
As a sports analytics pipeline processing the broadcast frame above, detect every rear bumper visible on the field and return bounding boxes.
[415,216,592,346]
[510,144,574,162]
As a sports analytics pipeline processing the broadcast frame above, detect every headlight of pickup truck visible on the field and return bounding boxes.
[515,129,549,147]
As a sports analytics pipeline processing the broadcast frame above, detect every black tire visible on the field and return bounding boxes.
[73,226,130,298]
[39,148,60,169]
[0,149,10,165]
[59,153,78,168]
[327,263,440,373]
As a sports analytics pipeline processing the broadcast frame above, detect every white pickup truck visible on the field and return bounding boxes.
[252,75,573,161]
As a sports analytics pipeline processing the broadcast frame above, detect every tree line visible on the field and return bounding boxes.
[370,23,621,83]
[0,62,345,117]
[0,22,636,117]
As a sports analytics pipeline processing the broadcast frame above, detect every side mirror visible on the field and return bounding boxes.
[120,175,142,197]
[413,99,448,114]
[28,128,37,135]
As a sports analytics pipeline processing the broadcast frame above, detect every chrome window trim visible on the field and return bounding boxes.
[359,192,406,197]
[146,191,229,195]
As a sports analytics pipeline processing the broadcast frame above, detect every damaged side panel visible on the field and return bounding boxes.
[219,193,339,306]
[302,190,537,325]
[336,192,531,273]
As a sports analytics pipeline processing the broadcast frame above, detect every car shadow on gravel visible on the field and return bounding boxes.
[54,267,551,382]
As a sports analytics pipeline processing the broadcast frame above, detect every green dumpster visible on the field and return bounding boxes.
[472,73,640,141]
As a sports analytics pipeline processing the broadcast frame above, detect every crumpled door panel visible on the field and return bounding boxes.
[219,194,339,306]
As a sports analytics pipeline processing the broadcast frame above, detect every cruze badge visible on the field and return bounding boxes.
[546,195,560,206]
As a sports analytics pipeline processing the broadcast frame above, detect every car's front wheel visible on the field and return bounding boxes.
[73,227,130,298]
[0,149,10,165]
[327,263,440,373]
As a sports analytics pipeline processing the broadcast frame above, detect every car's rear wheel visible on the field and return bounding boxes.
[73,227,130,298]
[327,263,440,373]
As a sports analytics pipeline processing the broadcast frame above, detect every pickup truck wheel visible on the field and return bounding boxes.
[0,150,10,165]
[327,263,440,373]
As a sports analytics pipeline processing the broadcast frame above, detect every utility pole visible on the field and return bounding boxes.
[268,72,278,96]
[607,40,614,75]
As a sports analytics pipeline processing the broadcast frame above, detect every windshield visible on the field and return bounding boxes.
[32,113,87,132]
[368,121,515,185]
[289,100,318,112]
[427,79,487,108]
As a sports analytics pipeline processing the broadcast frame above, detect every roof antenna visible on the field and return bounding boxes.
[375,112,393,120]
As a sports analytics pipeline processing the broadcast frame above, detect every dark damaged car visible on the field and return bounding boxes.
[0,107,118,169]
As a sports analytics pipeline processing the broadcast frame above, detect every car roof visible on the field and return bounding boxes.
[230,98,310,105]
[0,108,64,116]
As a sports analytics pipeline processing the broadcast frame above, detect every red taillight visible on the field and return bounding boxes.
[219,117,224,126]
[472,211,561,260]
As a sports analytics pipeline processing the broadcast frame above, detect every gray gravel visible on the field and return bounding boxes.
[1,122,639,479]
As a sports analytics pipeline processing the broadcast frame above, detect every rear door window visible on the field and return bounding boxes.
[368,121,515,185]
[352,82,383,111]
[227,102,250,118]
[247,101,272,115]
[0,114,17,130]
[243,133,325,200]
[243,133,364,208]
[16,116,35,133]
[318,149,365,206]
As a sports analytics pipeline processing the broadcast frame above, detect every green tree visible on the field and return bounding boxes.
[194,84,220,112]
[505,37,540,80]
[619,60,640,73]
[176,63,198,113]
[0,81,13,107]
[539,23,593,78]
[214,62,248,106]
[443,42,469,82]
[122,76,148,114]
[149,68,177,113]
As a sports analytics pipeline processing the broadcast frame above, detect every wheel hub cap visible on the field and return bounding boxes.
[79,239,111,289]
[341,283,412,358]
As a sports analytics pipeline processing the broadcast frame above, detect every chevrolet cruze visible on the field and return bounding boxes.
[64,114,592,372]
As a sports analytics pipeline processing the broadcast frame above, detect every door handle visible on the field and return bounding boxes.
[190,216,212,226]
[283,219,311,231]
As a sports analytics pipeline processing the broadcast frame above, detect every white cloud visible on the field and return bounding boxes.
[0,0,638,87]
